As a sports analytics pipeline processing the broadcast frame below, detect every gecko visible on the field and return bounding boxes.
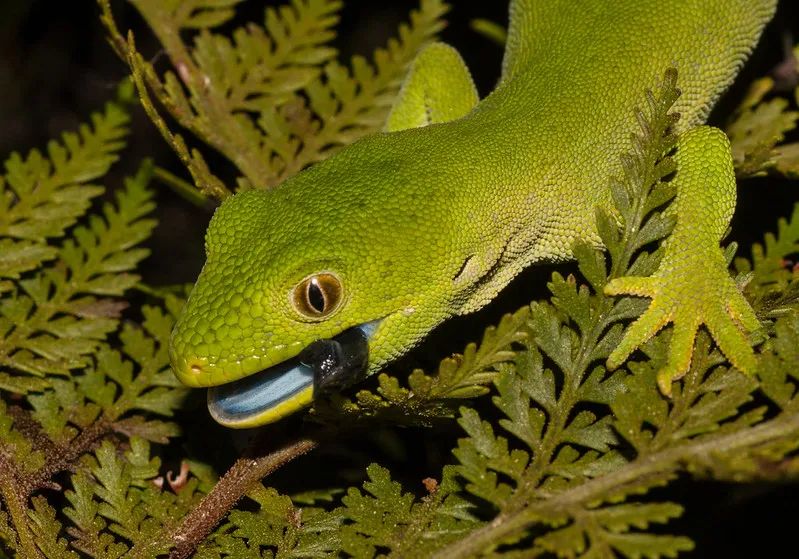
[169,0,776,427]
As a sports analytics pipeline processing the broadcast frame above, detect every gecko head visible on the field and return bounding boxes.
[169,132,463,428]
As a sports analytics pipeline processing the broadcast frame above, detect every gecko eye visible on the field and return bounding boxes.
[292,273,343,318]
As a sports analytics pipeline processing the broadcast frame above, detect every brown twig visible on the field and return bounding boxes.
[0,450,44,558]
[28,420,114,491]
[154,436,319,559]
[6,406,113,494]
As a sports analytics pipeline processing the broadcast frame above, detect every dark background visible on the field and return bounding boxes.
[1,1,798,556]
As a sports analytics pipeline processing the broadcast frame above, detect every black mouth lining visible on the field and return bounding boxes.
[299,325,370,395]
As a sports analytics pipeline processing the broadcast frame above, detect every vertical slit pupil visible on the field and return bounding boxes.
[307,278,326,313]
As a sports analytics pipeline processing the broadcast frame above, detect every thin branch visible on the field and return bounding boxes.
[153,166,211,209]
[127,0,273,186]
[0,451,44,558]
[27,420,114,493]
[5,406,113,493]
[128,435,318,559]
[433,410,799,558]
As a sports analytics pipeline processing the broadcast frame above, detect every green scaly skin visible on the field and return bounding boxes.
[170,0,775,426]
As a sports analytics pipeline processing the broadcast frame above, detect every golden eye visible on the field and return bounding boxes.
[292,273,343,318]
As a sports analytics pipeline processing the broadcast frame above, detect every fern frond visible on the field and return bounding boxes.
[534,502,692,558]
[27,301,187,445]
[277,0,449,183]
[63,438,205,557]
[103,304,188,420]
[0,162,155,388]
[314,307,529,425]
[726,46,799,179]
[0,401,51,558]
[470,18,507,47]
[188,0,342,111]
[735,202,799,317]
[130,0,245,31]
[27,497,77,559]
[728,96,798,178]
[0,507,15,556]
[758,312,799,411]
[0,400,46,476]
[199,486,341,557]
[0,98,129,287]
[775,142,799,179]
[103,0,449,196]
[338,464,479,557]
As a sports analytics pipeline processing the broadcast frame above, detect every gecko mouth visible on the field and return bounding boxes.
[207,321,379,428]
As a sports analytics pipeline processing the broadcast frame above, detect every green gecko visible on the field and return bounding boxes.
[169,0,775,427]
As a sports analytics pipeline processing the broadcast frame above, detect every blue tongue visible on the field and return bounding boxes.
[207,357,314,424]
[207,320,381,426]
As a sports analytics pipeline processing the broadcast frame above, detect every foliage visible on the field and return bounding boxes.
[0,2,798,558]
[0,89,190,558]
[98,0,449,198]
[726,44,799,179]
[312,306,531,426]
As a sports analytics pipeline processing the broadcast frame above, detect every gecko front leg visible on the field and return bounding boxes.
[605,126,761,395]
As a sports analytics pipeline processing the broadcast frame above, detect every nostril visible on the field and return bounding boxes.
[188,360,204,374]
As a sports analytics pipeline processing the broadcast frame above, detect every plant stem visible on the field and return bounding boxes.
[127,0,273,188]
[0,453,43,559]
[26,419,112,493]
[146,436,319,559]
[433,410,799,558]
[153,166,210,208]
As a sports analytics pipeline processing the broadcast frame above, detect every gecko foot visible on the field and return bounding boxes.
[605,263,759,395]
[604,126,761,395]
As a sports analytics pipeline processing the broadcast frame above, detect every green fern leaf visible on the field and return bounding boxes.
[28,497,78,559]
[64,438,204,557]
[0,99,129,285]
[189,0,341,107]
[26,302,187,444]
[0,399,46,475]
[340,464,415,556]
[62,471,126,559]
[533,503,692,559]
[454,405,526,507]
[735,203,799,317]
[277,0,448,184]
[130,0,245,31]
[203,486,341,557]
[599,532,693,559]
[0,241,56,294]
[338,464,478,557]
[0,508,15,556]
[104,305,188,418]
[774,141,799,178]
[728,96,798,177]
[290,487,344,506]
[105,0,448,195]
[758,312,799,409]
[313,306,529,425]
[0,162,155,388]
[727,62,799,178]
